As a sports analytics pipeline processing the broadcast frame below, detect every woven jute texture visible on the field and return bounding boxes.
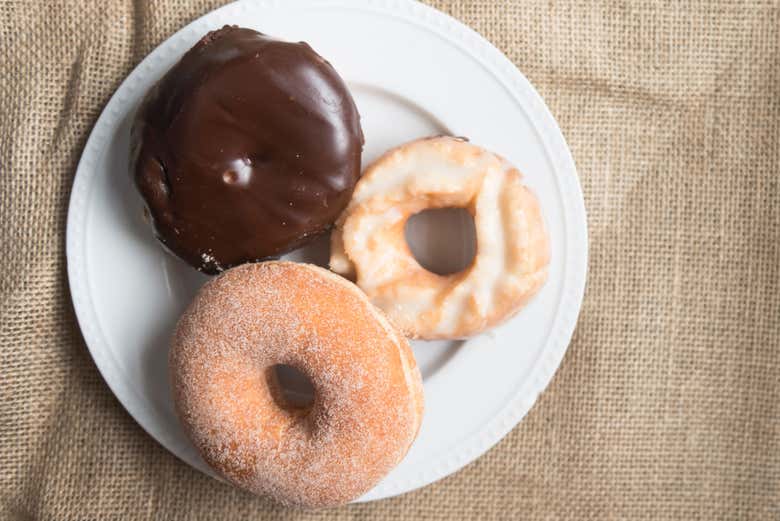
[1,1,779,519]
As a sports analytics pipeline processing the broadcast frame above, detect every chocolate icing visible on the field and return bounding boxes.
[130,26,363,273]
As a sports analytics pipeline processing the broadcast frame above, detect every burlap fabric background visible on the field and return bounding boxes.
[1,1,778,519]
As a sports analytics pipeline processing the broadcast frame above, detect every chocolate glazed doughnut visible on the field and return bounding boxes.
[130,26,364,273]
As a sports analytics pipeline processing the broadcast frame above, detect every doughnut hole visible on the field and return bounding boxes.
[404,207,476,275]
[265,364,315,414]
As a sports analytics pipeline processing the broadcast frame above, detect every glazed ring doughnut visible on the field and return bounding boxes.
[169,261,424,508]
[330,136,549,339]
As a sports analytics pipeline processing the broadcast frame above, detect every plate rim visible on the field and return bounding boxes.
[66,0,588,502]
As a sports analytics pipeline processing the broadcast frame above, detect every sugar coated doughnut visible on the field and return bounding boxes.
[169,261,424,508]
[330,136,550,339]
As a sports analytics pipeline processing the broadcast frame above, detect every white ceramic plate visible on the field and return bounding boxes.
[67,0,587,502]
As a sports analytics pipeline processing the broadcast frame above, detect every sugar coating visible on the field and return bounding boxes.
[330,136,550,340]
[169,262,424,508]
